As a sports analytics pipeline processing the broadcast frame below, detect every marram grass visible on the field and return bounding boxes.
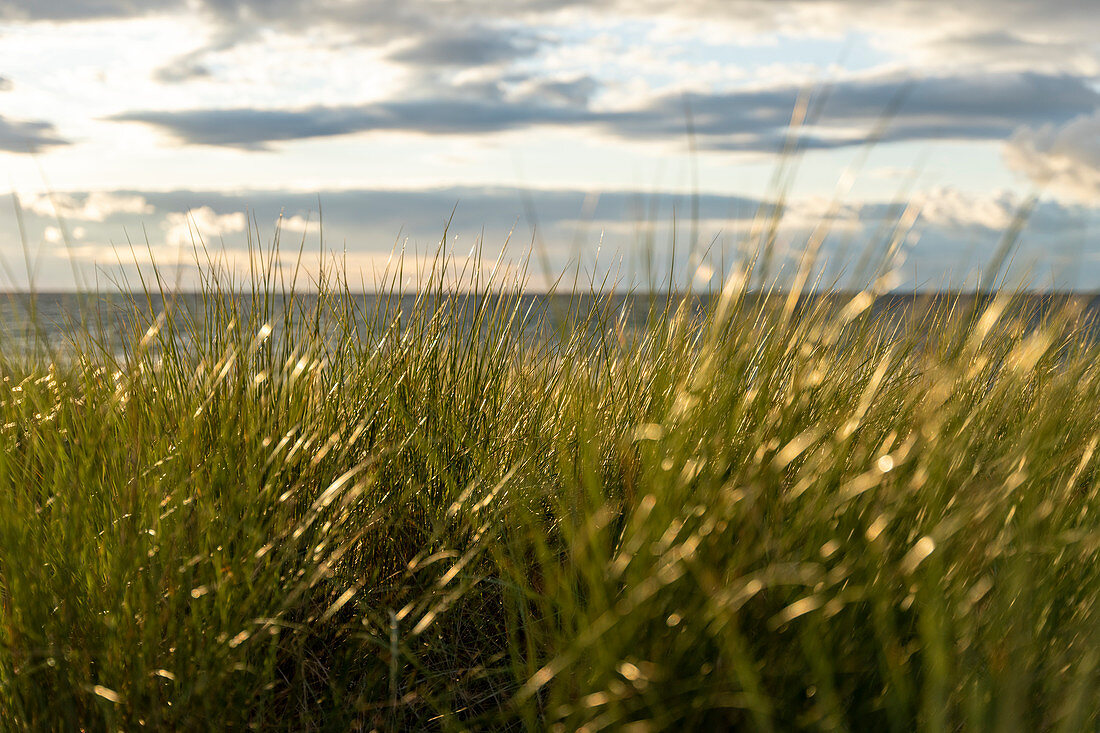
[2,245,1100,730]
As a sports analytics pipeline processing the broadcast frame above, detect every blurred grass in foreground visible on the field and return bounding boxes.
[2,225,1100,731]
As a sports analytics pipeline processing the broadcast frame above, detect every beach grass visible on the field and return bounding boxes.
[2,228,1100,730]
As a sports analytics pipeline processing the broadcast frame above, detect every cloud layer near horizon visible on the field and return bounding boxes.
[1,185,1094,291]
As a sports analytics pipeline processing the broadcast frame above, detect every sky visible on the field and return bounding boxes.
[0,0,1099,291]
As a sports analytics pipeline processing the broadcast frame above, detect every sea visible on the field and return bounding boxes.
[4,291,1100,362]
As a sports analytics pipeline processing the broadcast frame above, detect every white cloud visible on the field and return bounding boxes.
[1004,112,1100,203]
[163,206,246,247]
[23,191,154,221]
[914,187,1020,230]
[628,1,1100,76]
[277,214,319,233]
[779,196,865,233]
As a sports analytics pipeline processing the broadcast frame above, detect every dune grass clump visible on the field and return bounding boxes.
[2,238,1100,730]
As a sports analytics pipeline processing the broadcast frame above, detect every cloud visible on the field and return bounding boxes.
[3,184,1094,290]
[525,76,599,107]
[100,184,1082,247]
[0,0,178,21]
[612,72,1099,151]
[619,1,1100,74]
[924,31,1100,75]
[150,27,258,85]
[153,56,212,84]
[0,0,1094,63]
[139,186,751,234]
[109,70,1100,153]
[0,77,11,91]
[23,192,154,221]
[162,206,246,246]
[49,185,769,249]
[277,214,317,234]
[913,187,1021,231]
[5,0,1100,77]
[390,26,543,68]
[1004,111,1100,203]
[108,92,593,149]
[0,115,69,153]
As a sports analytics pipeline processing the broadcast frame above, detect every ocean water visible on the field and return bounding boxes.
[3,291,1100,362]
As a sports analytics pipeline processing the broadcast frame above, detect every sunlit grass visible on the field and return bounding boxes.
[1,225,1100,730]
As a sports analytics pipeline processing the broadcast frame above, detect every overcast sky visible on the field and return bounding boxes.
[1,0,1099,290]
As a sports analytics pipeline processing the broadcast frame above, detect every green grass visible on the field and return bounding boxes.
[2,235,1100,730]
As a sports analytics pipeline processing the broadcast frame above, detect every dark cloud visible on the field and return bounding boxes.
[7,0,1095,101]
[108,93,592,149]
[613,72,1099,152]
[153,57,212,84]
[0,115,69,153]
[528,76,598,107]
[390,26,543,67]
[4,0,1100,62]
[4,1,1099,51]
[0,0,313,22]
[110,71,1100,153]
[934,30,1035,53]
[108,107,364,150]
[133,186,766,234]
[0,0,179,21]
[64,186,1085,247]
